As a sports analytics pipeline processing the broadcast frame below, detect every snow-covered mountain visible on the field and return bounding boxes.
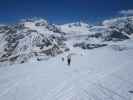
[58,21,91,35]
[58,16,133,43]
[0,18,67,66]
[0,16,133,100]
[0,16,133,66]
[59,16,133,50]
[88,16,133,42]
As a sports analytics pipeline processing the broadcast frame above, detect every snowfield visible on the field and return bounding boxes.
[0,39,133,100]
[59,22,90,35]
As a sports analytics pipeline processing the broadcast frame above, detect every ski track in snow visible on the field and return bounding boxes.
[0,75,31,97]
[44,61,130,100]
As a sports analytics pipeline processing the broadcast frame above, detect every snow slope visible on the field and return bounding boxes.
[59,22,90,35]
[0,39,133,100]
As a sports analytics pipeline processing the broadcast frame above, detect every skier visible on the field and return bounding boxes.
[67,55,71,66]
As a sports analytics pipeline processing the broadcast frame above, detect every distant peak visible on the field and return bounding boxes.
[61,21,90,28]
[20,18,48,24]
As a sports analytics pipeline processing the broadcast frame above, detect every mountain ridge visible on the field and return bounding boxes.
[0,16,133,66]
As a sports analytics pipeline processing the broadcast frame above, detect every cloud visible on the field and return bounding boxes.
[119,9,133,15]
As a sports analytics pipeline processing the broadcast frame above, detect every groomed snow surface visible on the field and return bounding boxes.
[0,40,133,100]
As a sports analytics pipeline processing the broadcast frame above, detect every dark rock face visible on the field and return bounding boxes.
[104,30,129,41]
[47,24,61,33]
[73,42,107,49]
[88,33,102,38]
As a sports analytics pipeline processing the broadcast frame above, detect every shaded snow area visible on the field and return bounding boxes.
[0,39,133,100]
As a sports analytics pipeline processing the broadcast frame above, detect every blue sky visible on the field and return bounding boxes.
[0,0,133,24]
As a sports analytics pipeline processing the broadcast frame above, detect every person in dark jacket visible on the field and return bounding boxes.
[67,55,71,66]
